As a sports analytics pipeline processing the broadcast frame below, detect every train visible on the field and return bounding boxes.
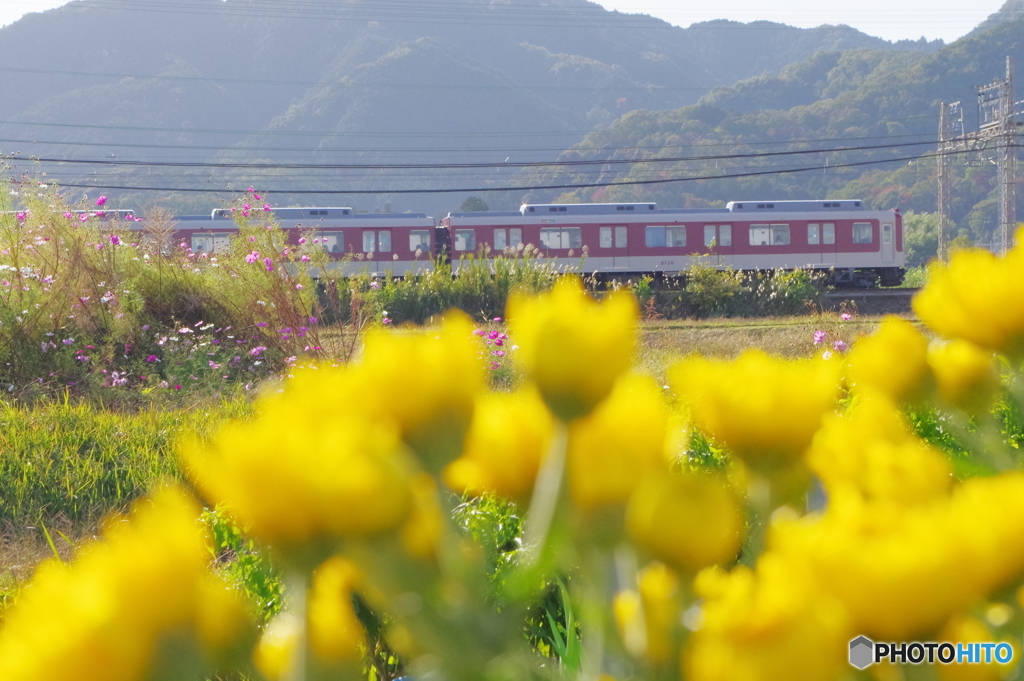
[167,199,904,287]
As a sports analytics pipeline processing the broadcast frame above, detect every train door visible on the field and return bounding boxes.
[820,222,837,265]
[705,224,733,267]
[881,220,895,263]
[613,225,629,268]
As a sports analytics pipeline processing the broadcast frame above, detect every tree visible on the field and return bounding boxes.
[459,197,489,212]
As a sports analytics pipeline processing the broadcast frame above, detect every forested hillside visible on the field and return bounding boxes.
[503,11,1024,258]
[0,0,939,214]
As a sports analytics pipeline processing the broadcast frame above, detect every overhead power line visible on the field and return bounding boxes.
[32,145,988,195]
[14,139,940,171]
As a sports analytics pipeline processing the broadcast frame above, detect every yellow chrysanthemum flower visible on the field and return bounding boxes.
[685,555,850,681]
[771,493,970,640]
[354,311,485,469]
[670,350,842,469]
[443,387,555,501]
[626,472,745,573]
[0,487,252,681]
[180,371,416,552]
[845,316,930,402]
[567,373,670,509]
[508,276,638,421]
[807,396,952,506]
[927,339,1000,412]
[913,234,1024,357]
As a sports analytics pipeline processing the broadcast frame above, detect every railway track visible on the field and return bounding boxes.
[825,287,919,314]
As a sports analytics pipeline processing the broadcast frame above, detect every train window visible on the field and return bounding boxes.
[808,224,820,245]
[719,225,732,246]
[645,226,667,247]
[883,224,892,243]
[823,223,835,245]
[853,222,873,244]
[363,231,376,253]
[615,226,627,248]
[749,224,790,246]
[540,228,582,250]
[494,229,507,250]
[509,228,523,248]
[454,230,476,252]
[191,235,214,253]
[409,230,431,252]
[378,230,392,252]
[704,225,716,247]
[749,224,769,246]
[316,232,343,253]
[600,227,612,248]
[667,227,686,247]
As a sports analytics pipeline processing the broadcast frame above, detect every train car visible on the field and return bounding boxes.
[173,207,437,276]
[441,200,904,286]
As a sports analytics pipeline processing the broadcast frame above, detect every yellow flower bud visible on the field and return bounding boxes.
[670,350,842,470]
[567,374,669,509]
[613,589,646,659]
[846,316,930,402]
[927,339,1000,412]
[913,235,1024,357]
[254,612,300,681]
[354,311,485,469]
[308,557,366,663]
[400,473,445,560]
[626,473,745,572]
[637,563,681,664]
[508,276,638,421]
[443,387,555,501]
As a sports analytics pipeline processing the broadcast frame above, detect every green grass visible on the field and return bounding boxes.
[0,396,255,528]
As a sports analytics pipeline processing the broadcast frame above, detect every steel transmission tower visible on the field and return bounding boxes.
[937,56,1022,260]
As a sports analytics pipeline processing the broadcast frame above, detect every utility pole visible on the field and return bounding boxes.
[936,57,1019,259]
[937,102,951,261]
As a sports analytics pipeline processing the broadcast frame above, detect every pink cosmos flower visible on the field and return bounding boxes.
[95,196,107,207]
[833,340,848,352]
[263,257,274,272]
[110,234,120,245]
[813,330,827,344]
[840,313,852,321]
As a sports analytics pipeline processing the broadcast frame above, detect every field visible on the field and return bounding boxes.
[6,183,1024,681]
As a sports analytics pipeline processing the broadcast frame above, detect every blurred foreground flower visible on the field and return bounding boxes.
[670,350,841,471]
[508,276,637,421]
[914,232,1024,358]
[0,487,253,681]
[180,371,416,558]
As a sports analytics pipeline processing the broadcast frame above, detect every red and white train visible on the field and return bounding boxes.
[169,199,904,287]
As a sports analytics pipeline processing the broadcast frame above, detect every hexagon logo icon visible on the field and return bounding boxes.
[849,636,874,669]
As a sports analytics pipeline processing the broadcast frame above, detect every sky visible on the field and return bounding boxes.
[0,0,1012,44]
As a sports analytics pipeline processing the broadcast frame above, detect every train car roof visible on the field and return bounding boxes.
[726,200,865,212]
[520,203,658,215]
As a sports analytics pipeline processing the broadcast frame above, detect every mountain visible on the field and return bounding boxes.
[505,17,1024,254]
[0,0,940,214]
